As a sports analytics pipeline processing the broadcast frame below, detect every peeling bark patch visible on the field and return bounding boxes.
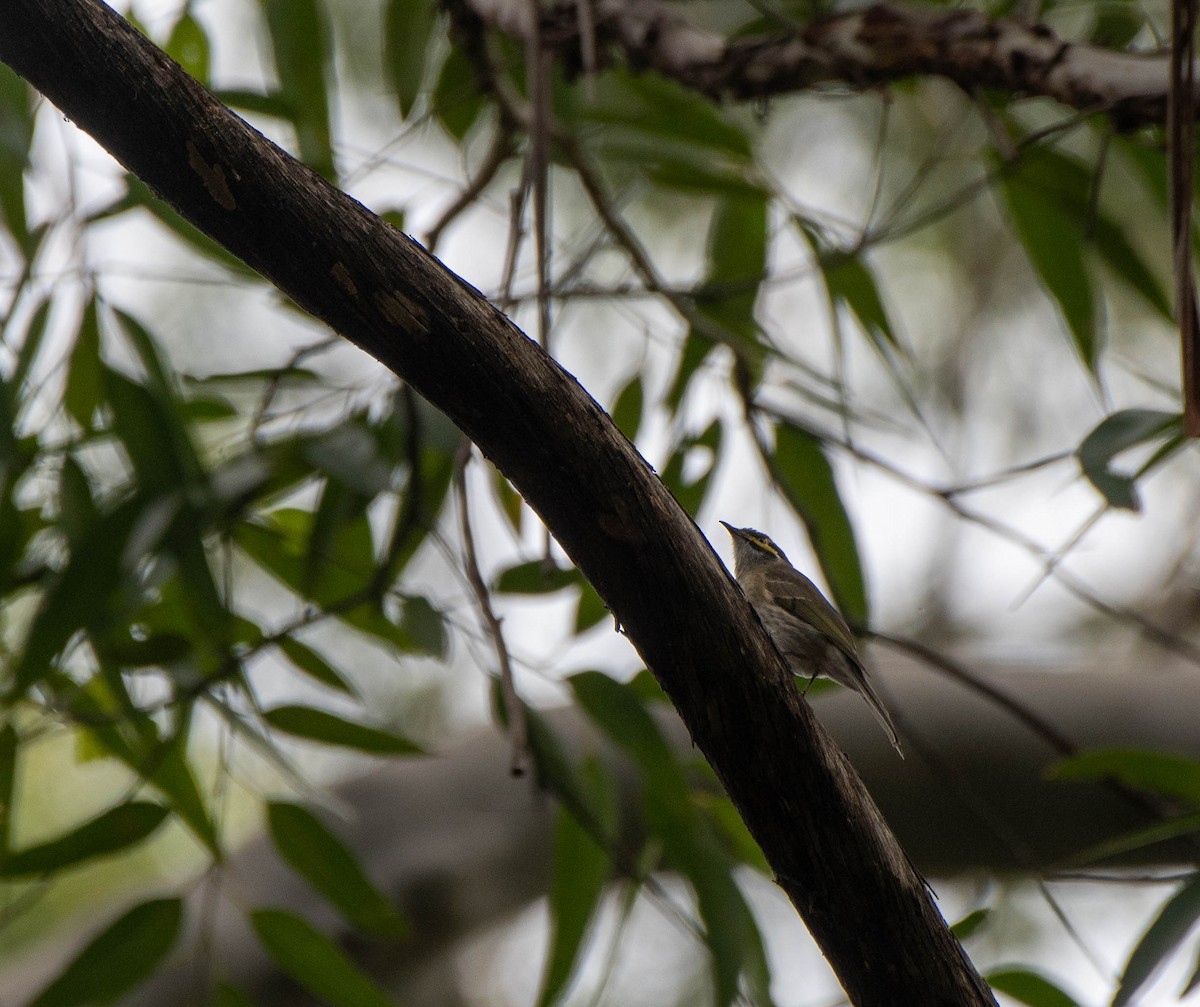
[598,511,644,542]
[331,261,358,297]
[373,289,430,335]
[186,140,236,210]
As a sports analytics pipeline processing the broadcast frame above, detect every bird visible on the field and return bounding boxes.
[721,521,903,756]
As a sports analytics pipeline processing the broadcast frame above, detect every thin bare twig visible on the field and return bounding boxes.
[869,631,1078,755]
[526,0,552,353]
[424,125,517,253]
[755,403,1200,666]
[1170,0,1200,435]
[574,0,598,98]
[498,175,530,311]
[454,443,530,776]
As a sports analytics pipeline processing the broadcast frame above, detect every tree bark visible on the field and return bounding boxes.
[0,2,998,1002]
[463,0,1186,128]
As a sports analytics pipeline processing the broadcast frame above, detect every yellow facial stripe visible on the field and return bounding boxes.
[748,532,784,559]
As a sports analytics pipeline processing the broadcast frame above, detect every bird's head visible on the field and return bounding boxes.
[720,521,790,574]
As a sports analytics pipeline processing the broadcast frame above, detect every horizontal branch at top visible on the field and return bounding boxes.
[461,0,1181,127]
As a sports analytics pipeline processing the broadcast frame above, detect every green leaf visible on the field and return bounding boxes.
[1183,939,1200,997]
[261,0,336,180]
[64,296,103,430]
[768,422,868,625]
[1091,213,1172,321]
[568,672,769,1007]
[1013,145,1169,321]
[627,669,668,705]
[0,724,16,853]
[988,967,1082,1007]
[665,330,716,412]
[573,578,609,633]
[213,982,256,1007]
[180,397,239,423]
[213,88,296,120]
[1000,151,1097,370]
[167,528,233,654]
[1112,874,1200,1007]
[823,250,903,355]
[1091,6,1145,47]
[495,560,580,594]
[685,840,773,1007]
[0,802,169,878]
[385,0,440,118]
[0,65,34,252]
[182,366,321,388]
[13,295,51,391]
[237,509,378,609]
[951,908,992,941]
[399,595,447,657]
[432,45,487,140]
[303,422,396,497]
[250,908,394,1007]
[336,601,425,652]
[584,70,759,196]
[1067,812,1200,867]
[112,308,178,401]
[8,496,143,696]
[29,898,183,1007]
[111,176,256,274]
[278,637,357,695]
[267,802,408,939]
[305,480,373,599]
[1076,409,1181,510]
[104,365,202,494]
[569,672,681,791]
[661,419,722,517]
[491,465,524,534]
[701,794,770,874]
[165,11,210,82]
[1050,749,1200,806]
[264,705,424,755]
[58,453,98,546]
[694,192,768,347]
[610,374,645,440]
[103,632,193,669]
[1115,135,1168,210]
[144,729,222,856]
[584,70,752,160]
[537,761,614,1007]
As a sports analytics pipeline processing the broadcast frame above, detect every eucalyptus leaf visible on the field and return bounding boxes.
[29,898,183,1007]
[1076,409,1181,510]
[261,0,335,180]
[536,761,614,1007]
[1112,874,1200,1007]
[495,560,580,594]
[267,802,408,939]
[768,422,867,625]
[988,967,1082,1007]
[278,637,357,696]
[251,908,394,1007]
[264,705,424,755]
[386,0,440,118]
[0,802,169,878]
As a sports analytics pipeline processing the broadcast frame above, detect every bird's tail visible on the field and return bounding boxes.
[852,671,904,758]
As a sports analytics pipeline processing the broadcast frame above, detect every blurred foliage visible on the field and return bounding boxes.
[1,0,1199,1004]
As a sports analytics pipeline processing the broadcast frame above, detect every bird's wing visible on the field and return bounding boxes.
[763,568,862,666]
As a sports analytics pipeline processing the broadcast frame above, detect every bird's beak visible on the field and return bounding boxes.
[719,520,735,536]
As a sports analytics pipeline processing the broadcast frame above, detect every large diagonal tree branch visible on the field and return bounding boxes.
[463,0,1187,127]
[0,2,996,1003]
